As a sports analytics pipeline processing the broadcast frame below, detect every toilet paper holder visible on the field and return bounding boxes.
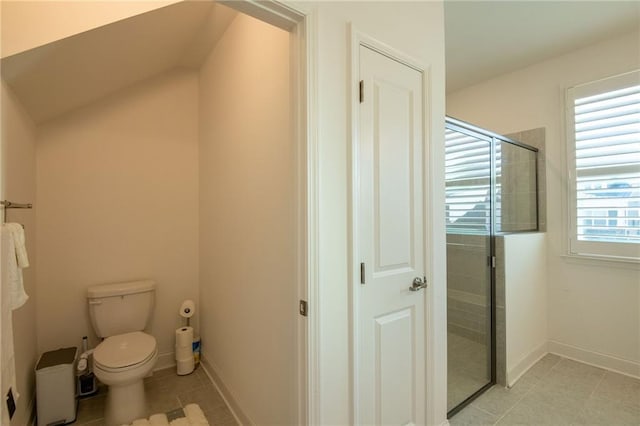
[179,300,195,326]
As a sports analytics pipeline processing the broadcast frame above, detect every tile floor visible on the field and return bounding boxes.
[450,353,640,426]
[74,354,639,426]
[448,332,491,411]
[75,366,236,425]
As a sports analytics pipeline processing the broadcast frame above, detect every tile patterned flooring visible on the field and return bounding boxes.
[74,354,639,426]
[450,353,640,426]
[448,332,491,411]
[75,366,236,425]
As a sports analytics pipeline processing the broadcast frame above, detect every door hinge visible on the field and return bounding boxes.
[6,388,15,420]
[360,262,366,284]
[359,80,364,103]
[299,300,308,317]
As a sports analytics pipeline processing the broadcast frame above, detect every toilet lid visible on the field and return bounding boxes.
[94,331,156,369]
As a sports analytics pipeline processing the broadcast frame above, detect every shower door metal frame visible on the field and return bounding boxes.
[445,116,539,418]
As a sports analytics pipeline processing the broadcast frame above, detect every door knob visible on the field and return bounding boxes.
[409,276,427,291]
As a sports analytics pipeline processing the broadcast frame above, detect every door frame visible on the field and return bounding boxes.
[219,1,317,424]
[349,27,436,425]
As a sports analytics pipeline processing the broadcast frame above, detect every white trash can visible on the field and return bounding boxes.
[36,347,77,426]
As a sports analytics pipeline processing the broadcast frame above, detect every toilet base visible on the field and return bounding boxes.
[104,379,147,426]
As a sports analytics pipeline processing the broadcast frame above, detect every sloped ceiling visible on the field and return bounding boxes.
[445,1,640,93]
[1,1,237,123]
[7,1,637,120]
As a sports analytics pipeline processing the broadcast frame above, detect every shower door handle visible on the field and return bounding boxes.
[409,276,427,291]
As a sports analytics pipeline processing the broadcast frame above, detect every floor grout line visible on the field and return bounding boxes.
[468,399,499,418]
[452,354,640,426]
[74,367,229,425]
[587,368,607,402]
[490,388,526,425]
[490,356,559,425]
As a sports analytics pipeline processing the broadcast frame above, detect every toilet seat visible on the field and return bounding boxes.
[94,331,157,372]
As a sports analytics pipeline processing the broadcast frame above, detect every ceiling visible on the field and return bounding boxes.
[445,1,640,93]
[1,1,237,123]
[4,1,638,121]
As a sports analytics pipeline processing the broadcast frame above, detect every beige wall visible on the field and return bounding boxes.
[1,81,38,426]
[448,30,640,376]
[1,0,180,58]
[198,13,295,424]
[36,70,200,368]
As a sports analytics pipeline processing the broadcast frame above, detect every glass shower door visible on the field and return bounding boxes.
[445,124,494,413]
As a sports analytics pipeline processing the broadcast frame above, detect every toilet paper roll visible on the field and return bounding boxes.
[179,300,196,318]
[175,346,192,360]
[175,326,193,348]
[176,357,195,376]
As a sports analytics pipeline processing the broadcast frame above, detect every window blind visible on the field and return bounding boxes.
[573,83,640,244]
[445,128,492,233]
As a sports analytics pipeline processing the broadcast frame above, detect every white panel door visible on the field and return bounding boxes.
[356,45,426,425]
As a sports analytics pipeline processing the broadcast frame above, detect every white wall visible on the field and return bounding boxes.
[503,233,547,385]
[1,81,38,426]
[448,30,640,377]
[198,13,295,425]
[36,70,200,368]
[289,2,448,423]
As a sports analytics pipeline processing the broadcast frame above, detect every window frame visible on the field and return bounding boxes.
[565,70,640,262]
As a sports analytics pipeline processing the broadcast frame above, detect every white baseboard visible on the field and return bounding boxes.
[548,340,640,379]
[200,352,253,425]
[154,351,176,371]
[507,341,548,387]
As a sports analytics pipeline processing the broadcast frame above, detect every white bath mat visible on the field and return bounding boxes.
[122,403,209,426]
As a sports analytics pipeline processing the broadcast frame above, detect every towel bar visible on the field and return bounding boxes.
[1,200,33,209]
[1,200,33,225]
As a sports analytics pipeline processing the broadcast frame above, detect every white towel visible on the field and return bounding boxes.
[2,224,29,309]
[1,223,30,418]
[120,406,209,426]
[5,223,29,268]
[149,413,171,426]
[184,404,207,424]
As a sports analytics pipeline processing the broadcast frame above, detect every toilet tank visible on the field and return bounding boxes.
[87,280,155,338]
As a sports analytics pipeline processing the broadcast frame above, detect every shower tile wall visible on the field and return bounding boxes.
[498,144,537,232]
[447,233,492,411]
[505,128,546,231]
[447,233,490,343]
[447,235,508,388]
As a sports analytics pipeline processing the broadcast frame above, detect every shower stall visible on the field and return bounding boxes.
[445,117,539,416]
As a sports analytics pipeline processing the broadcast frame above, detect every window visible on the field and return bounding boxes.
[445,127,492,234]
[566,70,640,260]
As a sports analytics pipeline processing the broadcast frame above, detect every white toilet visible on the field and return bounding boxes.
[87,280,158,426]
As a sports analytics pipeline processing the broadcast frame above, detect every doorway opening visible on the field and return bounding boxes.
[0,1,311,424]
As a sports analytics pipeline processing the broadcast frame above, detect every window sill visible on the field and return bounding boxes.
[561,253,640,270]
